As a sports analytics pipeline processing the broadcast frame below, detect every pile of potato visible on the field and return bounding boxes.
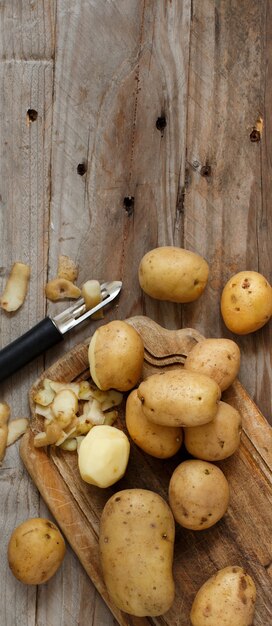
[8,245,270,624]
[92,246,267,624]
[92,318,252,621]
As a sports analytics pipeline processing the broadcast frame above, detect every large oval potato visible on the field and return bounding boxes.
[99,489,175,616]
[184,401,242,461]
[8,518,66,584]
[221,270,272,334]
[88,320,144,391]
[138,246,209,303]
[190,566,256,626]
[125,389,183,458]
[169,460,230,530]
[137,369,221,427]
[184,338,241,391]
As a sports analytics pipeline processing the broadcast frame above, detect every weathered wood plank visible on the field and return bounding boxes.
[0,3,55,626]
[184,0,272,422]
[46,0,191,354]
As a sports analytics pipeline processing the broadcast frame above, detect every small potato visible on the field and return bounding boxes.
[221,270,272,334]
[184,338,241,391]
[138,369,221,427]
[99,489,175,616]
[78,425,130,488]
[88,320,144,392]
[184,401,242,461]
[138,246,209,303]
[8,518,66,584]
[169,459,230,530]
[125,390,182,459]
[190,565,256,626]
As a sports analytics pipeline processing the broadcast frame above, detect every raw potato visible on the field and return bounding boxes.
[125,390,183,458]
[221,270,272,334]
[45,278,81,301]
[169,459,230,530]
[184,338,241,391]
[78,425,130,488]
[184,401,242,461]
[89,320,144,391]
[138,369,221,427]
[57,254,78,282]
[190,566,256,626]
[0,262,30,312]
[8,518,66,584]
[99,489,175,616]
[138,246,209,303]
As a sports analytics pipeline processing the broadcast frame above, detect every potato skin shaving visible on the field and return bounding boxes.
[0,262,30,312]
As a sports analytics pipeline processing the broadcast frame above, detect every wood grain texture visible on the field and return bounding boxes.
[184,0,272,421]
[20,317,272,626]
[0,0,272,624]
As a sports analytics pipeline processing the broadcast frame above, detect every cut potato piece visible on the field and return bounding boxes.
[46,379,81,397]
[82,279,103,319]
[45,278,81,301]
[0,262,30,312]
[60,438,77,452]
[7,418,28,446]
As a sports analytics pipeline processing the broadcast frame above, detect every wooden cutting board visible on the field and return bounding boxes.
[20,316,272,626]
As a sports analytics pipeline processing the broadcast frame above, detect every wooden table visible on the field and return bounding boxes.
[0,2,271,625]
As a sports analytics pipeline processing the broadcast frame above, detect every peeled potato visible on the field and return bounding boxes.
[138,246,209,303]
[190,566,256,626]
[88,320,144,391]
[78,425,130,488]
[221,270,272,334]
[125,390,183,458]
[8,518,66,584]
[184,338,241,391]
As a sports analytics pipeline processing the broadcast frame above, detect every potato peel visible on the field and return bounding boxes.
[0,262,30,312]
[45,278,81,301]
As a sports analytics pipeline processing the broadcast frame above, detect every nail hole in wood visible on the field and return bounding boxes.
[156,116,167,134]
[250,129,260,142]
[77,162,87,176]
[200,164,212,177]
[27,109,38,122]
[123,196,134,216]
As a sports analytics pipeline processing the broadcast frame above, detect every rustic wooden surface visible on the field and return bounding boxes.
[0,1,271,625]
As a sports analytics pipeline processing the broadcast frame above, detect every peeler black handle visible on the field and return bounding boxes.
[0,317,63,382]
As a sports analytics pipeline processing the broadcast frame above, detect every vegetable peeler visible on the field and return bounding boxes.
[0,281,122,382]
